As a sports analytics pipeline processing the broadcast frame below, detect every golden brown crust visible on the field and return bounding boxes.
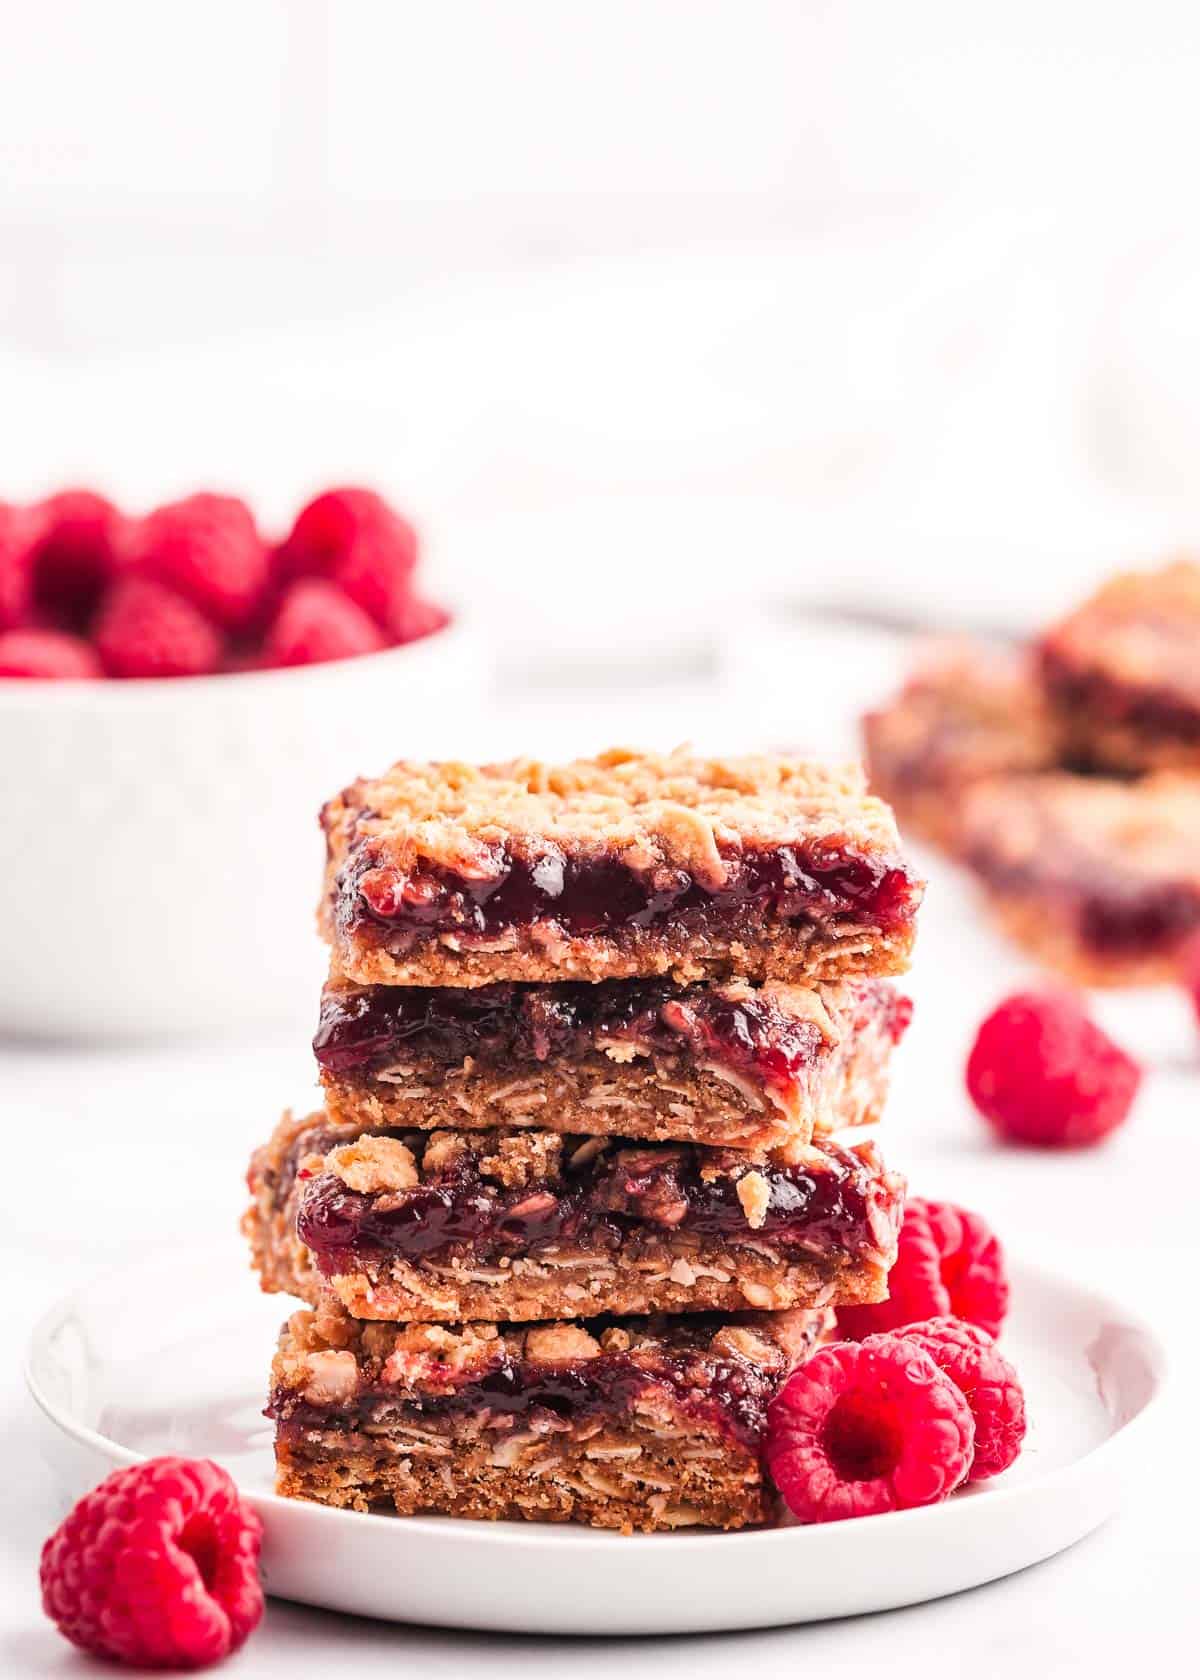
[320,747,920,988]
[274,1294,823,1372]
[975,890,1187,988]
[271,1299,823,1531]
[1052,717,1200,775]
[862,639,1061,851]
[960,771,1200,985]
[275,1428,767,1532]
[243,1109,325,1302]
[318,1248,883,1323]
[324,748,901,873]
[1040,559,1200,772]
[326,913,915,989]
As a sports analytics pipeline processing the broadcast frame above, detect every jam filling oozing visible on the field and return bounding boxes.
[1042,647,1200,742]
[967,826,1200,957]
[270,1325,799,1450]
[337,837,918,945]
[295,1136,896,1269]
[311,976,865,1089]
[1078,885,1200,953]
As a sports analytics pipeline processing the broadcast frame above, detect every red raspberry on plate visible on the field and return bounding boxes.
[28,489,127,629]
[0,500,34,630]
[40,1456,263,1670]
[0,628,101,679]
[765,1337,975,1523]
[889,1318,1027,1480]
[95,577,224,679]
[967,989,1141,1148]
[278,486,418,580]
[390,592,451,644]
[836,1195,1009,1341]
[262,578,387,668]
[131,493,269,631]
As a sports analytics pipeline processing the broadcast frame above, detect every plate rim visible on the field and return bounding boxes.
[25,1243,1169,1553]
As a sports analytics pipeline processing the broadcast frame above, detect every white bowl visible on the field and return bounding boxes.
[0,616,486,1040]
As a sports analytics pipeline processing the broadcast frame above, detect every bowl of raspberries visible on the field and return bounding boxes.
[0,486,452,680]
[0,485,480,1039]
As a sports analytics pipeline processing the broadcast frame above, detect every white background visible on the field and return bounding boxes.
[4,2,1200,632]
[3,4,1200,1671]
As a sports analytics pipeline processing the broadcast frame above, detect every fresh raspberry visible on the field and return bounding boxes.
[967,989,1141,1148]
[28,489,127,629]
[331,538,419,635]
[277,486,418,589]
[836,1196,1010,1340]
[888,1318,1027,1480]
[0,501,34,630]
[1184,935,1200,1030]
[765,1337,974,1523]
[261,579,387,668]
[390,592,451,644]
[131,494,269,631]
[94,577,223,679]
[40,1456,263,1669]
[0,628,101,680]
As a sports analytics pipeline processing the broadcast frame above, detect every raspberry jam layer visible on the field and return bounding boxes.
[1077,884,1200,953]
[295,1135,899,1271]
[1042,648,1200,743]
[270,1316,812,1450]
[969,842,1200,956]
[314,977,907,1092]
[337,837,919,948]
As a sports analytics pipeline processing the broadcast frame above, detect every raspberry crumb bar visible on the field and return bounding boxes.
[320,748,922,989]
[959,771,1200,985]
[863,640,1061,849]
[1039,559,1200,772]
[246,1112,904,1322]
[269,1297,826,1531]
[314,974,910,1153]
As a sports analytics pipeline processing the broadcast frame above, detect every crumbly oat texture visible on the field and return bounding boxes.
[862,639,1062,850]
[270,1299,824,1532]
[319,976,908,1152]
[959,771,1200,985]
[320,747,920,987]
[1039,559,1200,772]
[245,1112,903,1323]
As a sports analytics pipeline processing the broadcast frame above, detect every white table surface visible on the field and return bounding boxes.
[2,664,1196,1675]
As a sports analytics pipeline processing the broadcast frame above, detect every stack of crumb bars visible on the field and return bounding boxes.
[246,748,922,1532]
[864,558,1200,986]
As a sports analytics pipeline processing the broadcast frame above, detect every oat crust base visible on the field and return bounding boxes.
[275,1424,769,1533]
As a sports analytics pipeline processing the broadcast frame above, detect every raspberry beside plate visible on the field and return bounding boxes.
[40,1456,263,1670]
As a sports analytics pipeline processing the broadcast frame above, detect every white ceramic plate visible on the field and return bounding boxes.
[26,1244,1165,1636]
